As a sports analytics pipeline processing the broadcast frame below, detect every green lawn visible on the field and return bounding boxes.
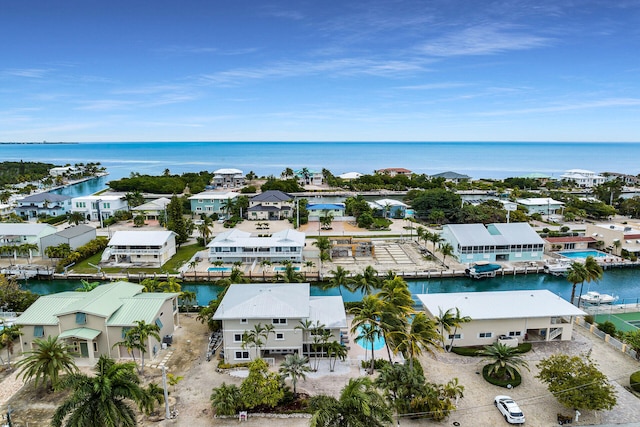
[70,243,205,275]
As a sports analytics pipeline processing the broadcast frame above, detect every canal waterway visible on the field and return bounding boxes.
[23,267,640,307]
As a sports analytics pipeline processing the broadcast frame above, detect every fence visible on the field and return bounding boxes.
[575,317,638,360]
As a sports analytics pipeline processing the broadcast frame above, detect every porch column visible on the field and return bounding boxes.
[87,339,96,363]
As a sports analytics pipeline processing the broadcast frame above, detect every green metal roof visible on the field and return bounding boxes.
[15,293,83,325]
[57,281,143,318]
[58,327,102,340]
[107,293,178,326]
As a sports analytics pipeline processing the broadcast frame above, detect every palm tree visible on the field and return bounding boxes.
[326,340,347,372]
[221,197,236,219]
[229,267,247,283]
[284,264,304,283]
[428,231,443,253]
[355,323,383,374]
[313,236,331,279]
[279,353,312,396]
[180,290,197,313]
[324,266,349,296]
[376,276,415,361]
[198,219,213,246]
[52,355,149,427]
[438,242,454,267]
[391,312,439,370]
[67,211,86,225]
[435,307,469,351]
[567,261,589,305]
[478,342,530,380]
[578,255,604,306]
[15,335,78,391]
[114,320,161,374]
[0,324,21,368]
[210,382,242,416]
[310,377,393,427]
[295,319,315,362]
[349,265,380,296]
[75,279,99,292]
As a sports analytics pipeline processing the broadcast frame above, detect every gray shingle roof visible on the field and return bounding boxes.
[251,190,293,202]
[19,193,71,203]
[54,224,95,239]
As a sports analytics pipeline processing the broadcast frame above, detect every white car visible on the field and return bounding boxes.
[494,395,525,424]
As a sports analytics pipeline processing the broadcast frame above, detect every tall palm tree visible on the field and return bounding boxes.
[120,320,161,374]
[438,242,454,267]
[324,266,349,296]
[566,261,589,305]
[310,377,393,427]
[198,218,213,246]
[52,355,149,427]
[279,353,311,396]
[326,340,348,372]
[428,232,443,253]
[435,307,471,351]
[313,237,331,279]
[578,255,604,306]
[67,211,86,225]
[391,312,440,370]
[349,265,380,296]
[180,290,197,313]
[0,324,21,368]
[15,335,78,391]
[355,323,383,374]
[283,264,304,283]
[376,276,415,361]
[75,279,99,292]
[478,342,530,380]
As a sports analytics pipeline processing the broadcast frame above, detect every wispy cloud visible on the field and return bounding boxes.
[397,82,470,90]
[2,68,51,78]
[418,24,553,56]
[477,98,640,116]
[153,45,258,56]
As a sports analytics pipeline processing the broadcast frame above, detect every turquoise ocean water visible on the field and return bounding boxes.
[3,141,639,185]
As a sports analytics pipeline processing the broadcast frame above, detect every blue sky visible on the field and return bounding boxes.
[1,0,640,142]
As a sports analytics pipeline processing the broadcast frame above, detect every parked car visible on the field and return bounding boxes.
[494,395,525,424]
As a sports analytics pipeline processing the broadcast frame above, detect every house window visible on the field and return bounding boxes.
[155,318,163,329]
[479,332,492,338]
[233,333,243,342]
[34,325,45,337]
[447,333,461,340]
[240,319,248,324]
[235,351,250,360]
[93,342,98,352]
[272,318,287,325]
[508,331,522,337]
[275,332,284,340]
[76,312,87,325]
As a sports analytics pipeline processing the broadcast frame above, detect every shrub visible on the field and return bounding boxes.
[631,371,640,393]
[451,346,481,357]
[55,237,109,273]
[39,214,68,225]
[482,364,522,388]
[598,321,618,337]
[584,314,595,325]
[360,358,389,370]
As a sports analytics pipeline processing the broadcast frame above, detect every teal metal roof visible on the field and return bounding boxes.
[107,293,178,326]
[57,281,143,318]
[59,327,102,340]
[15,293,83,325]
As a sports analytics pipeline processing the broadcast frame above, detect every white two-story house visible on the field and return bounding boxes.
[213,283,346,363]
[15,193,72,219]
[71,195,128,222]
[102,230,177,267]
[208,229,305,263]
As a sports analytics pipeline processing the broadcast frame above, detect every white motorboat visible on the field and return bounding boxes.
[543,260,572,276]
[579,291,618,305]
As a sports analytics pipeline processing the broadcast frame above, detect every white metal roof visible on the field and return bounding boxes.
[214,168,243,175]
[516,197,564,206]
[131,197,171,211]
[309,296,347,329]
[188,191,239,200]
[108,230,176,246]
[208,228,305,248]
[213,283,310,320]
[72,195,124,201]
[338,172,363,179]
[418,289,586,320]
[374,198,408,207]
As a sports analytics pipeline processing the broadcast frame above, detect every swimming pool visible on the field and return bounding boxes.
[558,250,608,259]
[207,267,232,272]
[273,266,301,272]
[354,325,386,351]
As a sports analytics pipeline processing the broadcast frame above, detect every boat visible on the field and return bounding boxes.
[543,260,572,276]
[579,291,618,305]
[465,262,501,279]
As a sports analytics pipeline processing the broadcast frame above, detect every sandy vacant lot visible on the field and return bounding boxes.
[3,315,639,427]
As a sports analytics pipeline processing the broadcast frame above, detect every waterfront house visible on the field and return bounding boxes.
[207,229,305,263]
[188,192,238,218]
[0,203,13,220]
[71,195,128,223]
[369,198,409,219]
[515,197,564,216]
[603,172,639,186]
[294,168,323,186]
[15,281,178,363]
[560,169,606,188]
[248,190,294,220]
[15,193,72,219]
[544,236,597,252]
[211,168,245,189]
[338,172,363,181]
[418,290,586,347]
[586,222,640,256]
[430,171,471,183]
[213,283,346,363]
[375,167,412,177]
[40,224,96,257]
[49,166,78,177]
[131,197,171,220]
[440,222,545,263]
[307,203,346,220]
[102,230,177,267]
[0,223,57,257]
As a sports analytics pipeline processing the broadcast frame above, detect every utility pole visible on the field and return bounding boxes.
[162,366,170,419]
